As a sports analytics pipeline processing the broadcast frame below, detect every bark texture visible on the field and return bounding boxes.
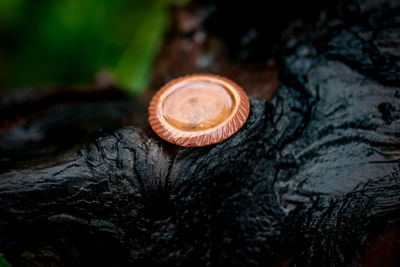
[1,0,400,266]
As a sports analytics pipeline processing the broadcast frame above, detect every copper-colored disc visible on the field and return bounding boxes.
[148,74,250,147]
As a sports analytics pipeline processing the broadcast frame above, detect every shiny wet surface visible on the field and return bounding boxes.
[162,81,235,131]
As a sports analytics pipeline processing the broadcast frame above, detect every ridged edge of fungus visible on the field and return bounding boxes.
[148,74,250,147]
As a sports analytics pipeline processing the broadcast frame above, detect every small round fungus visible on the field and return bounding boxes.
[148,74,250,147]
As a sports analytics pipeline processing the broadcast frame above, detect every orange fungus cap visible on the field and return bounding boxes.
[148,74,250,147]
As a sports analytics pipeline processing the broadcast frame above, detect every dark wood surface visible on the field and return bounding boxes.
[0,0,400,266]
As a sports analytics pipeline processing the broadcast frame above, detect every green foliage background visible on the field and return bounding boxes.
[0,253,11,267]
[0,0,187,93]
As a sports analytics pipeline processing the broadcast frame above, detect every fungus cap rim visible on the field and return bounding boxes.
[148,74,250,147]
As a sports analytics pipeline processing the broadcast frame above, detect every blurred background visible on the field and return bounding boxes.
[0,0,188,94]
[0,0,332,94]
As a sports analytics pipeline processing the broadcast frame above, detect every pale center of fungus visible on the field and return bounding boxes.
[162,81,235,131]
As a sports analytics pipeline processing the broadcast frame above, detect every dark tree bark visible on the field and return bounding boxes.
[1,0,400,266]
[0,86,146,172]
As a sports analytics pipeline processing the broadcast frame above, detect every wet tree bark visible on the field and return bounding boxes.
[1,0,400,266]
